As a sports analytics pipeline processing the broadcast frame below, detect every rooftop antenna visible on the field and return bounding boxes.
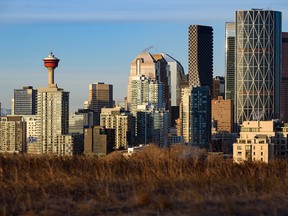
[142,46,154,53]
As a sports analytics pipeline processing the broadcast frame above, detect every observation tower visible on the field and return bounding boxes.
[43,52,60,87]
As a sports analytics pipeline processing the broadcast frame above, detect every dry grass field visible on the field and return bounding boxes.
[0,144,288,215]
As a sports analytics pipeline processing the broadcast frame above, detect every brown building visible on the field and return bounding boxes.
[84,126,115,156]
[212,96,233,133]
[87,82,113,125]
[281,32,288,123]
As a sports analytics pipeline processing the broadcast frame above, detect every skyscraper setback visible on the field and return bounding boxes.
[235,10,282,125]
[188,25,213,90]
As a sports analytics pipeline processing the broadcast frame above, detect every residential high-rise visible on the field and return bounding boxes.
[281,32,288,123]
[161,53,189,126]
[87,82,113,125]
[37,52,70,154]
[0,116,26,153]
[100,107,135,149]
[181,86,211,148]
[13,86,37,115]
[188,25,213,90]
[225,22,236,101]
[235,10,282,125]
[191,86,211,148]
[136,105,169,147]
[127,52,160,111]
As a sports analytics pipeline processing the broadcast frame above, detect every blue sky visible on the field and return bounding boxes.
[0,0,287,112]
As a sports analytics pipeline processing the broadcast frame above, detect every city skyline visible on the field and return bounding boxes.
[1,1,288,112]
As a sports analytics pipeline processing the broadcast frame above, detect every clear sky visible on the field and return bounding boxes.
[0,0,287,112]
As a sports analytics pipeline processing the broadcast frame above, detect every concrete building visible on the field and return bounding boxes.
[13,86,37,115]
[225,22,236,101]
[188,25,213,91]
[281,32,288,123]
[21,115,40,154]
[100,107,135,149]
[84,126,115,156]
[0,116,26,153]
[233,121,277,163]
[235,10,282,125]
[212,96,233,133]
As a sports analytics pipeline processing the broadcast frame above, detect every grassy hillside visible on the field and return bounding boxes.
[0,145,288,215]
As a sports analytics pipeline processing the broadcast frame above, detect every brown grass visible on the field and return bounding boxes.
[0,144,288,215]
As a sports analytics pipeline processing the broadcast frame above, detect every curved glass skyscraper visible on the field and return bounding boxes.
[235,9,282,125]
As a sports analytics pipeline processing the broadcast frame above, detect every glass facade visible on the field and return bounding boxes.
[235,10,282,125]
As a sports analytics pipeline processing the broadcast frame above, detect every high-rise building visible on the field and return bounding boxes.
[161,53,189,126]
[191,86,211,148]
[129,75,164,115]
[225,22,236,101]
[100,107,135,149]
[212,76,225,100]
[69,112,84,134]
[36,52,70,154]
[127,52,160,111]
[188,25,213,90]
[281,32,288,123]
[136,105,169,147]
[84,126,115,156]
[87,82,113,125]
[0,116,26,153]
[152,54,169,111]
[88,82,113,113]
[22,115,39,154]
[212,96,233,133]
[13,86,37,115]
[180,86,211,148]
[235,10,282,125]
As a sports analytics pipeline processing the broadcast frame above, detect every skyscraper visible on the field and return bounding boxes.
[235,10,282,125]
[161,53,188,126]
[180,86,211,148]
[281,32,288,123]
[188,25,213,90]
[127,52,160,111]
[225,22,236,101]
[87,82,113,125]
[88,82,113,113]
[13,86,37,115]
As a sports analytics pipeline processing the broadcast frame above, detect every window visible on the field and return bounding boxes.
[237,146,242,150]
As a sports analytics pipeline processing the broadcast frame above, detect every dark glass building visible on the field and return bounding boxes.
[14,86,37,115]
[188,25,213,91]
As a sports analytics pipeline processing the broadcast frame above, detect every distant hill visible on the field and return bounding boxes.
[1,108,12,116]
